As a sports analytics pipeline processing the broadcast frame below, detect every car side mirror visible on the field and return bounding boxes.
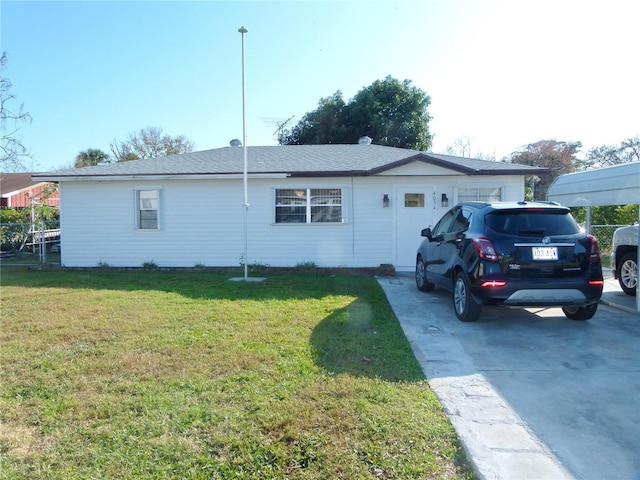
[421,227,433,240]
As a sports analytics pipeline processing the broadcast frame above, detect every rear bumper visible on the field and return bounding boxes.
[503,289,591,306]
[470,279,603,307]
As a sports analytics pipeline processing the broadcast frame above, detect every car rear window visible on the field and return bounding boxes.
[486,210,580,236]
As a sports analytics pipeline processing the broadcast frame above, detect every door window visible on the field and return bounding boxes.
[404,193,425,208]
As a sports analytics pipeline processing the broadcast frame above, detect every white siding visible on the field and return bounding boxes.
[59,179,362,268]
[58,173,525,268]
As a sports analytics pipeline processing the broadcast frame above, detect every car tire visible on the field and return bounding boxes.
[415,256,435,292]
[562,303,598,321]
[453,271,481,322]
[617,252,638,296]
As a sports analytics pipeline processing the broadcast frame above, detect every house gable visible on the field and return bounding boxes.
[374,158,466,176]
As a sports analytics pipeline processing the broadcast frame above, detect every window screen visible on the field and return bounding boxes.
[458,187,502,202]
[275,188,343,224]
[137,190,159,229]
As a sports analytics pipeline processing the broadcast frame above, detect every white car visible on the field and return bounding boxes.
[611,225,638,296]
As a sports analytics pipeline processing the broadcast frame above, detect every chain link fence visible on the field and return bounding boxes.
[0,220,61,266]
[590,225,627,269]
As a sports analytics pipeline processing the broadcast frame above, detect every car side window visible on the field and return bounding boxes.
[433,208,458,236]
[450,209,471,233]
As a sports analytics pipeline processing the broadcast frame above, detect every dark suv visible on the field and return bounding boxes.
[415,201,604,322]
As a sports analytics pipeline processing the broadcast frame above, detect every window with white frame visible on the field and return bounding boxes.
[136,189,160,229]
[458,187,502,203]
[275,188,343,224]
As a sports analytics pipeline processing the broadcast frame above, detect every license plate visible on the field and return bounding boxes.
[532,247,558,260]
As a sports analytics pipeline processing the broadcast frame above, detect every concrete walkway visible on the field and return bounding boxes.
[377,272,639,480]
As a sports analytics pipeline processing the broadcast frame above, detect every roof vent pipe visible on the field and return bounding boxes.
[358,136,372,145]
[229,139,242,147]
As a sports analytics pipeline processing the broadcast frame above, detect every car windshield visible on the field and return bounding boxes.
[486,210,580,236]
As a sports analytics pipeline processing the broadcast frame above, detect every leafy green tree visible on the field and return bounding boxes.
[507,139,582,200]
[1,52,32,171]
[284,76,433,150]
[75,148,111,168]
[572,204,639,226]
[0,207,27,223]
[110,126,195,162]
[285,92,348,146]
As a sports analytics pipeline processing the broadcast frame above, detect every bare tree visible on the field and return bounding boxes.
[444,135,473,157]
[443,135,495,161]
[1,52,32,171]
[110,126,194,162]
[577,136,640,170]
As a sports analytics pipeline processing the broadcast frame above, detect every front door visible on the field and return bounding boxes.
[395,187,434,271]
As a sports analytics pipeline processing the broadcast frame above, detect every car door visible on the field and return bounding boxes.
[438,207,472,281]
[424,207,459,285]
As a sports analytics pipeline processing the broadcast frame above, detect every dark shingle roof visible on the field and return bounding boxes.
[33,145,545,180]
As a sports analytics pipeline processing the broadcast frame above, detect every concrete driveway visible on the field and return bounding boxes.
[377,273,640,480]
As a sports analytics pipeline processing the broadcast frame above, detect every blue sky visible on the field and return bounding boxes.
[2,0,639,172]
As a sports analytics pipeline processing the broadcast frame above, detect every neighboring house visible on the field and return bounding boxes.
[1,173,60,208]
[33,142,544,271]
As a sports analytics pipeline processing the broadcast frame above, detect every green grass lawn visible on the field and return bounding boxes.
[0,268,474,479]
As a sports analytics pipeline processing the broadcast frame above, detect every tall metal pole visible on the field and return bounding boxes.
[239,26,249,280]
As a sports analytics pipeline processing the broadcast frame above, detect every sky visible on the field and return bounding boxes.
[2,0,639,172]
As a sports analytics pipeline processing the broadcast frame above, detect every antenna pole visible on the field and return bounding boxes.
[239,26,249,280]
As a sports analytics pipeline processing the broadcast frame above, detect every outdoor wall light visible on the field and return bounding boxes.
[441,193,449,207]
[383,194,390,208]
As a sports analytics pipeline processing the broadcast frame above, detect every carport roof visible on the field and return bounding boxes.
[33,144,544,181]
[547,161,640,207]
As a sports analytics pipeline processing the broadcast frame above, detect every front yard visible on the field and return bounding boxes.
[0,268,474,479]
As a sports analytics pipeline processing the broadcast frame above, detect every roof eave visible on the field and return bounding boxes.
[32,172,291,182]
[367,153,548,176]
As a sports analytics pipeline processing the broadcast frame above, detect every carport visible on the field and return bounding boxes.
[547,161,640,310]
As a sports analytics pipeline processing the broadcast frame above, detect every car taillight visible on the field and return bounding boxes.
[472,236,498,261]
[587,235,601,261]
[481,280,507,288]
[589,280,604,286]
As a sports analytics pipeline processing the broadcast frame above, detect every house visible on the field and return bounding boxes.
[1,173,59,208]
[33,142,544,271]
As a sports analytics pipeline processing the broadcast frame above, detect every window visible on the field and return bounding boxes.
[136,189,159,229]
[458,187,502,202]
[275,188,342,224]
[486,210,579,235]
[404,193,425,207]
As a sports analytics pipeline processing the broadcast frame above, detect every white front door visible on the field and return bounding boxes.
[395,187,435,271]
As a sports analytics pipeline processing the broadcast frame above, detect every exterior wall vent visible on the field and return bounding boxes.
[358,136,372,145]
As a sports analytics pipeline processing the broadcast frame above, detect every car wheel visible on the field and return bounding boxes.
[415,256,435,292]
[617,252,638,296]
[453,272,481,322]
[562,303,598,321]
